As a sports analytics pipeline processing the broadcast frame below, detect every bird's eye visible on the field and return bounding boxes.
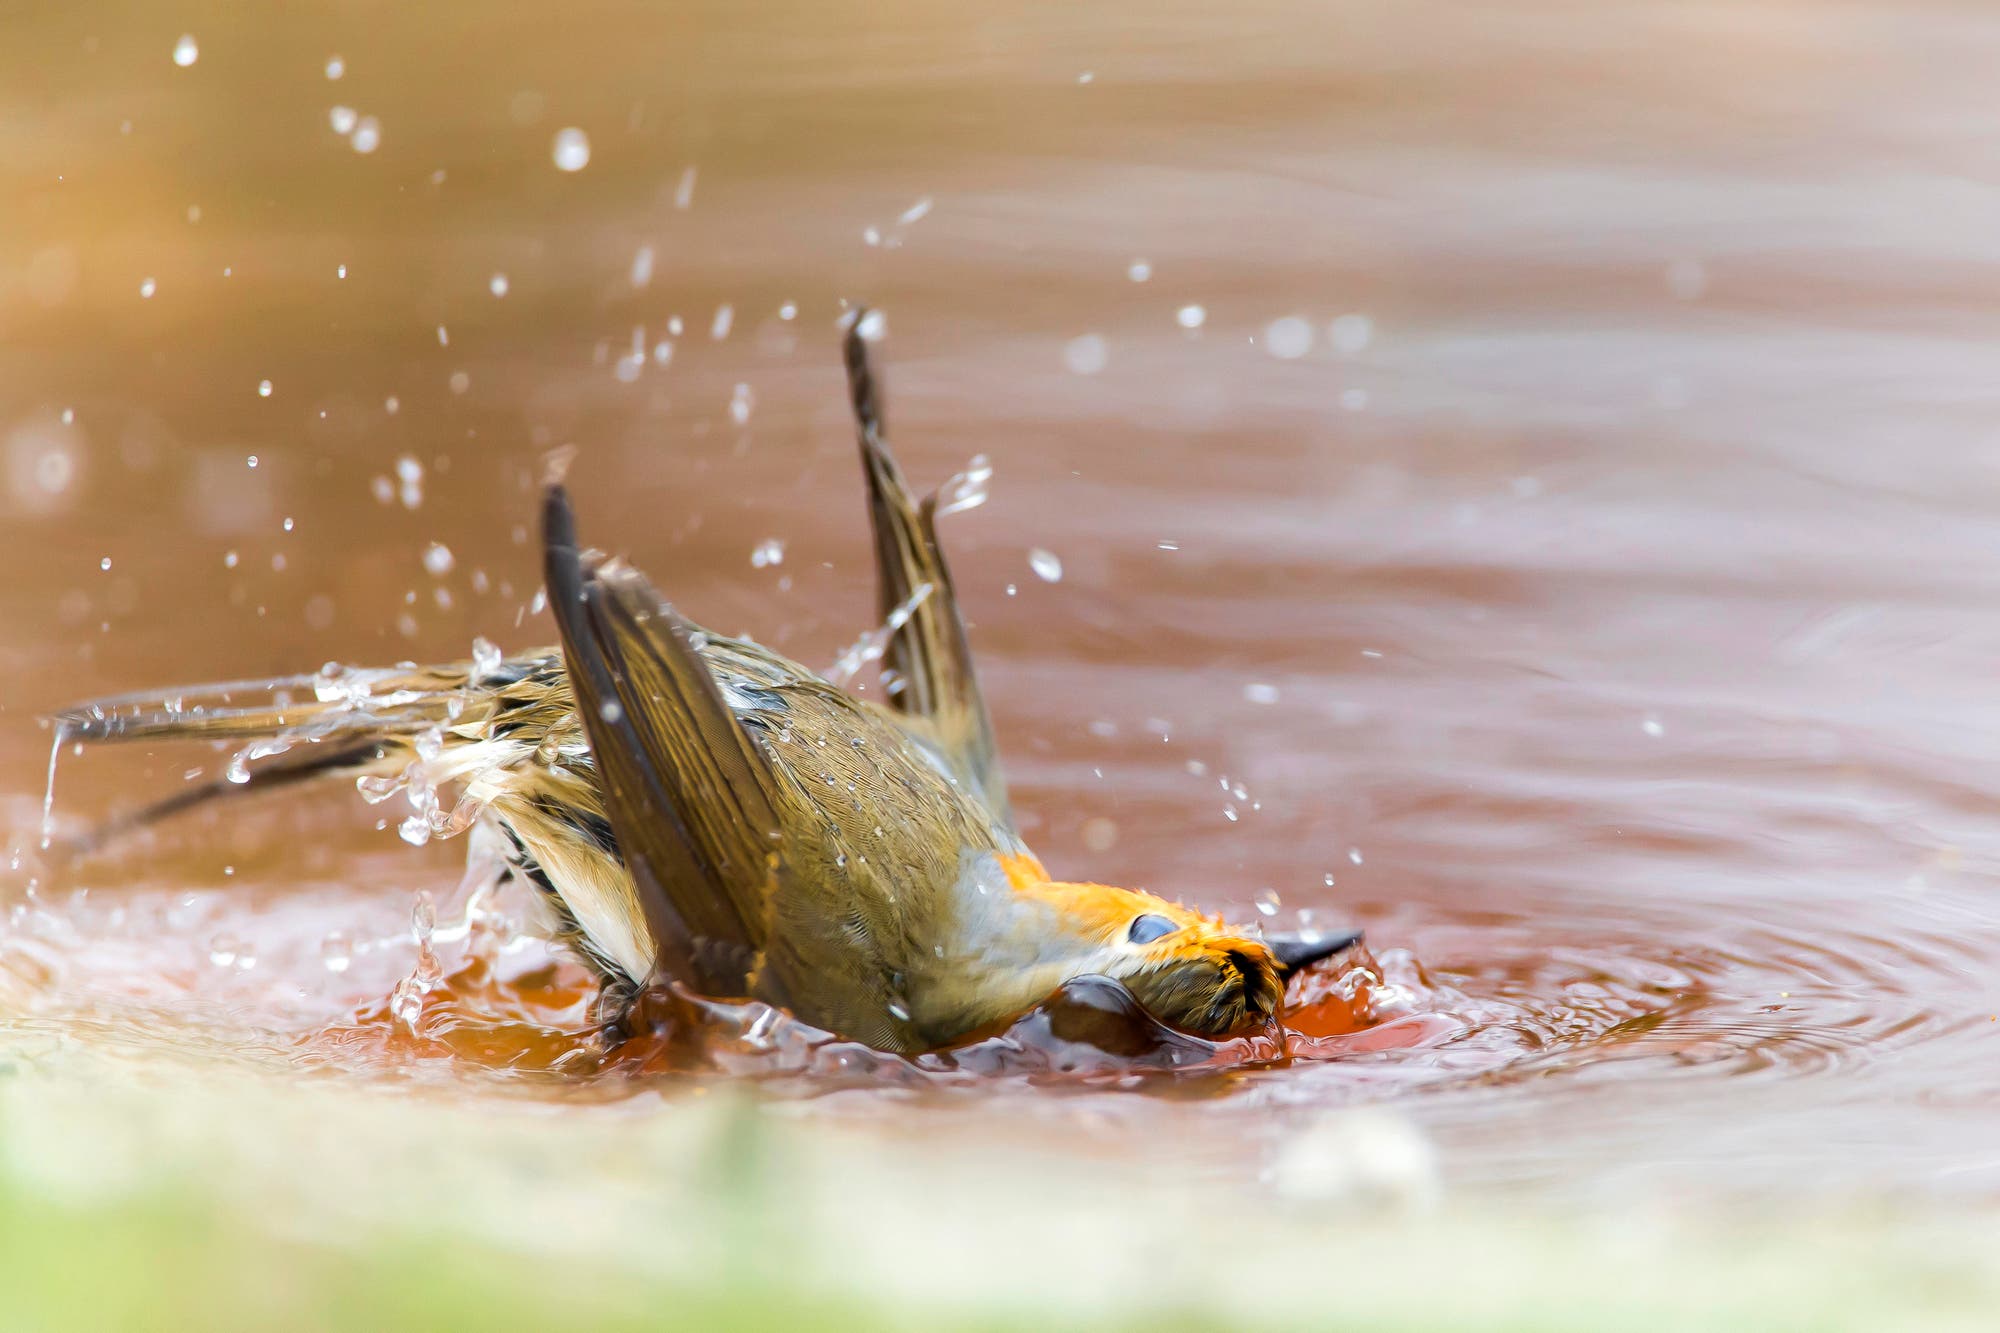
[1127,913,1178,945]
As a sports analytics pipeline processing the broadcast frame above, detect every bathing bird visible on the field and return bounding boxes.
[54,316,1359,1053]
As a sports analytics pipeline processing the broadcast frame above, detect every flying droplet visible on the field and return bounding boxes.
[172,34,199,67]
[1254,888,1282,916]
[1176,304,1207,330]
[321,931,352,973]
[1063,333,1108,376]
[1264,316,1314,360]
[1028,548,1063,583]
[751,538,785,569]
[257,379,272,398]
[551,127,591,172]
[1329,313,1373,356]
[488,273,509,298]
[422,542,454,576]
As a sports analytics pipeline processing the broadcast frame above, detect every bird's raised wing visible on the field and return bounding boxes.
[842,314,1011,825]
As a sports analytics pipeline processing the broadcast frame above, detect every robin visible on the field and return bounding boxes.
[55,316,1360,1053]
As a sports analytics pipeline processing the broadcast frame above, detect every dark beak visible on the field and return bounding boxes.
[1267,928,1364,981]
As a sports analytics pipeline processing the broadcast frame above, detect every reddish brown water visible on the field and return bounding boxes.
[7,1,2000,1202]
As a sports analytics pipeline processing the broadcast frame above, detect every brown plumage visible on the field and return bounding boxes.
[53,315,1358,1053]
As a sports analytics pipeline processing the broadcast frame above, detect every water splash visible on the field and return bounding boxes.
[389,892,443,1033]
[934,454,993,518]
[40,723,67,850]
[826,582,934,686]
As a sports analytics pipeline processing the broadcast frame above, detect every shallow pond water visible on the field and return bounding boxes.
[6,0,2000,1205]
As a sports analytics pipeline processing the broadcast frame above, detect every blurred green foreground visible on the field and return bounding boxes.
[2,1043,1997,1332]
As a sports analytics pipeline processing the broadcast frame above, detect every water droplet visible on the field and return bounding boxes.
[1028,548,1063,582]
[934,454,992,517]
[1255,888,1282,916]
[207,934,240,967]
[256,380,272,398]
[471,636,502,680]
[1265,315,1314,360]
[629,245,654,288]
[855,309,886,342]
[1642,716,1665,738]
[1127,259,1152,282]
[599,700,624,724]
[730,382,754,425]
[329,105,357,134]
[551,127,591,172]
[1348,847,1364,865]
[750,538,785,569]
[398,814,430,846]
[710,304,734,340]
[411,892,436,942]
[422,542,454,576]
[396,456,424,509]
[674,165,697,209]
[324,55,345,80]
[488,273,509,298]
[98,556,111,572]
[172,34,199,67]
[1329,313,1373,356]
[138,277,156,299]
[1081,817,1118,852]
[1244,682,1280,705]
[1063,333,1108,376]
[1176,304,1207,330]
[223,550,238,569]
[1666,257,1708,301]
[320,931,352,973]
[778,301,798,321]
[350,117,380,154]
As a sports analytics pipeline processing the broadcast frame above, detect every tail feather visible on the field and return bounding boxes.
[54,663,475,746]
[48,657,547,855]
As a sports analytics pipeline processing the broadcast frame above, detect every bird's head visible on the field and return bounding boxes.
[983,863,1361,1041]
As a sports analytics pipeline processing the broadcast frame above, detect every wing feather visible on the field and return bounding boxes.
[842,314,1011,823]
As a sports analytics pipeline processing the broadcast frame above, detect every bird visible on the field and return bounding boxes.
[52,315,1361,1055]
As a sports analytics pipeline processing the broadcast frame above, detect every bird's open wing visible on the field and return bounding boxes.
[542,483,798,1004]
[842,314,1011,825]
